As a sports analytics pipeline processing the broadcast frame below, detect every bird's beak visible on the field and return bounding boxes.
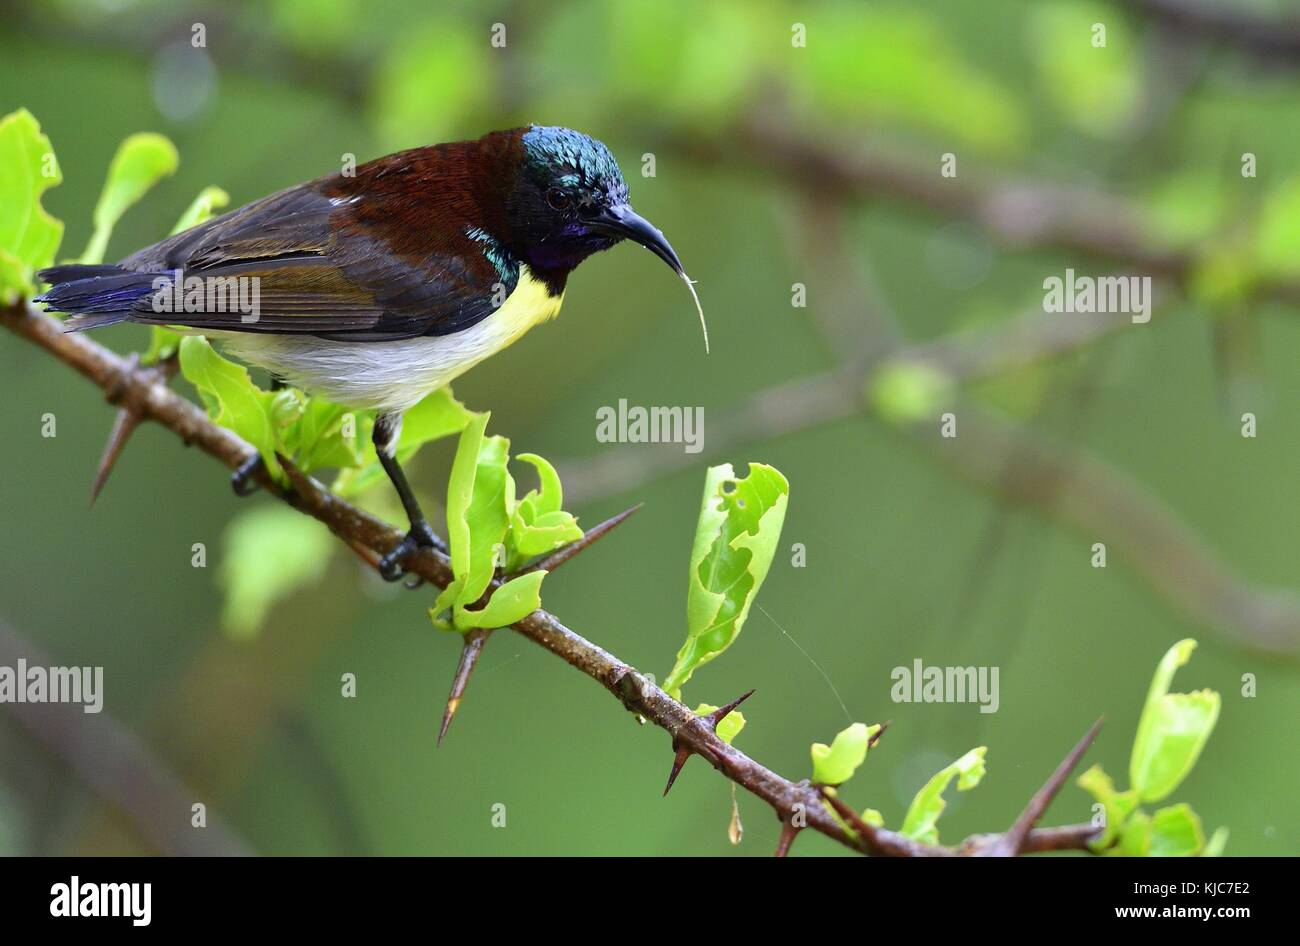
[587,203,685,276]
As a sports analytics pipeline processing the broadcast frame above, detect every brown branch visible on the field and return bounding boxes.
[671,113,1300,308]
[971,718,1104,857]
[1121,0,1300,64]
[1,302,1100,856]
[0,618,253,856]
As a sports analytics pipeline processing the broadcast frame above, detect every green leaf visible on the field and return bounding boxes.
[219,505,334,638]
[444,569,545,631]
[693,703,747,745]
[81,132,178,264]
[0,108,64,303]
[1076,763,1138,851]
[178,335,282,479]
[286,398,366,474]
[663,462,789,698]
[1115,809,1152,856]
[428,413,577,632]
[508,453,582,567]
[171,185,230,235]
[430,413,513,630]
[900,746,987,845]
[1202,826,1229,857]
[811,722,879,786]
[1130,639,1220,803]
[1148,803,1205,857]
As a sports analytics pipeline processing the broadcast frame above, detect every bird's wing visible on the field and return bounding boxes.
[121,176,517,340]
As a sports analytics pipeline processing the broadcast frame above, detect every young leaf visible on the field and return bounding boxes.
[1114,809,1152,856]
[693,704,747,745]
[179,335,282,478]
[172,185,230,235]
[508,452,582,567]
[1130,639,1220,803]
[282,398,367,474]
[1202,826,1229,858]
[219,505,333,638]
[663,462,789,698]
[1076,763,1138,851]
[1148,803,1205,857]
[900,746,987,844]
[81,132,178,265]
[811,722,878,786]
[430,413,513,630]
[449,569,545,630]
[0,108,63,303]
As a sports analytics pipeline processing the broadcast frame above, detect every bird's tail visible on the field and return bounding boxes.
[35,264,161,332]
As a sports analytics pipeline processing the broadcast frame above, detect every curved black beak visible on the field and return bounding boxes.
[587,203,685,275]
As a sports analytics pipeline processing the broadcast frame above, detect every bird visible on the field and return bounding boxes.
[36,125,704,581]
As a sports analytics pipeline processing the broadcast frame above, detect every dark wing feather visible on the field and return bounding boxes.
[119,153,519,341]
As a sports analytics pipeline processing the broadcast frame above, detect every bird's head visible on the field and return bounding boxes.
[501,126,685,279]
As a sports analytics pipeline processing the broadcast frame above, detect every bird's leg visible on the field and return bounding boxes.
[373,411,447,582]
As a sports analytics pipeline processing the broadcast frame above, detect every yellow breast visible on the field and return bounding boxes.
[482,264,565,354]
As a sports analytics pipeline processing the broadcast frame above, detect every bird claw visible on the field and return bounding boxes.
[231,454,263,497]
[377,520,446,584]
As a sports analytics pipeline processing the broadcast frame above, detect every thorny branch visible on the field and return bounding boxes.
[2,302,1102,856]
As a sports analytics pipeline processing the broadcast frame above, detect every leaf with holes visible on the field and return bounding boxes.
[1130,639,1219,803]
[663,463,789,699]
[900,746,987,845]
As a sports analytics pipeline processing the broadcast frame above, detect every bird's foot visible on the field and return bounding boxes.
[378,520,447,584]
[231,454,263,497]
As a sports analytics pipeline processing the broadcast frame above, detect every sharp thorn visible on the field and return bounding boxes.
[869,720,891,748]
[90,353,177,506]
[774,820,800,858]
[986,716,1105,857]
[663,744,692,796]
[705,688,756,730]
[89,407,141,505]
[438,629,493,746]
[818,786,883,853]
[516,503,643,576]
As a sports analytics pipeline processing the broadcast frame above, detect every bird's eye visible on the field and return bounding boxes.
[546,188,572,211]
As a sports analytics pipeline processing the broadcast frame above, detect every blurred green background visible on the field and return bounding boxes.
[1,0,1298,856]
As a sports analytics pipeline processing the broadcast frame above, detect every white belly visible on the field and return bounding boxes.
[214,265,563,413]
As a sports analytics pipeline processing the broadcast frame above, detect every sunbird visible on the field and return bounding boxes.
[36,126,704,580]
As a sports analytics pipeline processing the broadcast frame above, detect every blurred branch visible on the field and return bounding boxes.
[558,298,1300,657]
[1120,0,1300,63]
[0,617,253,856]
[559,303,1134,502]
[1,302,1100,856]
[670,113,1300,309]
